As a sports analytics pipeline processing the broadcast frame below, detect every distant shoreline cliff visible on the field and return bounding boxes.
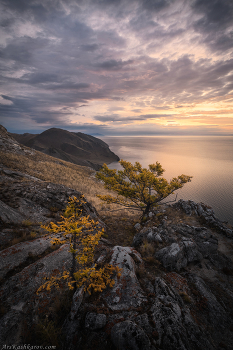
[11,127,120,170]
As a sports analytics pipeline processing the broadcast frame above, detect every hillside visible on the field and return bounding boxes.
[1,125,233,350]
[11,128,119,170]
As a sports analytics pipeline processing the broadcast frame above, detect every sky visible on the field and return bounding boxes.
[0,0,233,136]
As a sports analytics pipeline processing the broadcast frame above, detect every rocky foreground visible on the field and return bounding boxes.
[1,126,233,350]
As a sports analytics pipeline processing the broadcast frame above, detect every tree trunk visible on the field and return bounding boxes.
[143,202,151,217]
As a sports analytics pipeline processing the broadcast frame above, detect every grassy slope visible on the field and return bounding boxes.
[0,146,140,246]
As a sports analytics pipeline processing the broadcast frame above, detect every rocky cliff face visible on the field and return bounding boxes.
[1,125,233,350]
[62,203,233,350]
[11,127,119,170]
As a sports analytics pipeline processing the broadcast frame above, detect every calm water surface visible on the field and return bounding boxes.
[101,136,233,225]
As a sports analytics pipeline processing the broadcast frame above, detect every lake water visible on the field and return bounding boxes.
[101,136,233,226]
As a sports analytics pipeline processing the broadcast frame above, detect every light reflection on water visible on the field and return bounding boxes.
[101,136,233,225]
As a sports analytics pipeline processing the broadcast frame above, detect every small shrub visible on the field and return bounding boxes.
[30,231,37,238]
[96,160,192,218]
[37,196,121,296]
[22,219,33,227]
[140,241,155,258]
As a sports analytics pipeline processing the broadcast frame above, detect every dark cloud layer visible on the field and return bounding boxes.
[192,0,233,52]
[0,0,232,135]
[94,113,169,122]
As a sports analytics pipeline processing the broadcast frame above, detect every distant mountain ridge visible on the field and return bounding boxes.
[11,128,119,170]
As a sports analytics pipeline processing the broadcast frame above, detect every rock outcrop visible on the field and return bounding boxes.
[173,199,233,238]
[62,201,233,350]
[0,126,101,346]
[0,124,35,156]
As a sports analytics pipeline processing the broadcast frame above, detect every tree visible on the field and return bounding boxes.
[96,160,192,217]
[37,196,121,295]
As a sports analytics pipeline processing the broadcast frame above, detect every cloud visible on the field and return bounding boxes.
[94,113,172,122]
[94,59,134,71]
[192,0,233,52]
[140,0,174,12]
[131,109,142,113]
[0,36,50,65]
[0,0,232,135]
[81,43,99,51]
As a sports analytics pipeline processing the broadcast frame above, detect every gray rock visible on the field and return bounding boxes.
[85,312,107,330]
[135,313,154,336]
[0,229,15,246]
[181,238,203,263]
[0,234,64,280]
[195,237,218,258]
[150,278,214,350]
[111,320,152,350]
[133,227,150,247]
[0,174,98,225]
[69,287,84,321]
[155,238,205,272]
[0,199,25,224]
[173,200,233,238]
[62,287,84,350]
[155,233,163,242]
[189,275,227,328]
[155,243,187,271]
[2,169,40,181]
[0,244,72,346]
[102,246,147,311]
[134,223,141,231]
[0,125,26,156]
[146,229,154,242]
[0,310,23,346]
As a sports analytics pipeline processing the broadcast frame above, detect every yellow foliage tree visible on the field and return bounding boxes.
[37,196,121,295]
[96,160,192,217]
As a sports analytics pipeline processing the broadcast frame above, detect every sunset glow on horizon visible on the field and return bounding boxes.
[0,0,233,135]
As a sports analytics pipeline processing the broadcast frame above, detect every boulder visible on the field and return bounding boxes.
[155,238,206,272]
[155,242,187,271]
[0,234,64,280]
[102,246,147,311]
[111,320,153,350]
[0,244,72,346]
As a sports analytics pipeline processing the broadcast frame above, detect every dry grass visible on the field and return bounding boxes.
[1,226,45,250]
[100,210,140,246]
[0,149,141,246]
[0,149,122,213]
[139,241,156,257]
